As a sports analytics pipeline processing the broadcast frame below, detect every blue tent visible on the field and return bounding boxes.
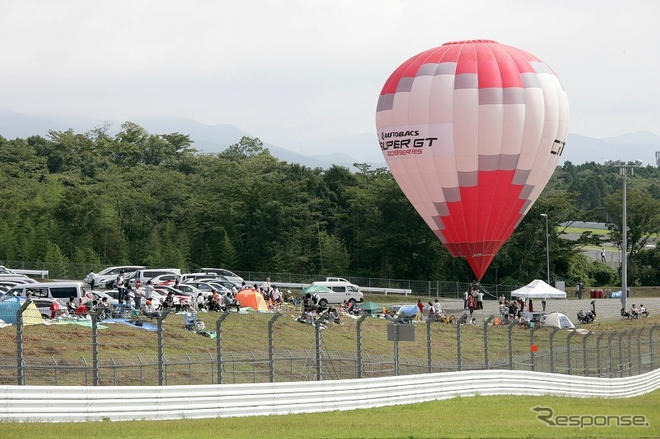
[397,304,419,317]
[0,296,24,324]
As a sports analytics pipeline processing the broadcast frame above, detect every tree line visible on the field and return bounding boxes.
[0,122,657,287]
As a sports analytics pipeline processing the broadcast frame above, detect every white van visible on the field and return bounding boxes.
[5,281,92,317]
[310,279,364,306]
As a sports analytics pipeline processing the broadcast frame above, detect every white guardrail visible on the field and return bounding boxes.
[2,369,659,423]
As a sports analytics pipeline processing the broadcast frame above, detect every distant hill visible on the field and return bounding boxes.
[562,132,658,166]
[1,109,657,168]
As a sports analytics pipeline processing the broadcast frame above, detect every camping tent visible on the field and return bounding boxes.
[235,288,268,311]
[542,312,575,329]
[360,301,385,314]
[511,280,567,299]
[0,296,45,325]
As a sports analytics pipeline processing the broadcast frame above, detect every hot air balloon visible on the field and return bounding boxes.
[375,40,568,280]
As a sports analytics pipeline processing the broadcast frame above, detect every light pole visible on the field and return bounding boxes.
[540,213,550,285]
[605,160,641,313]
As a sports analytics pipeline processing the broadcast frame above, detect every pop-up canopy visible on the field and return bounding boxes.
[511,279,567,300]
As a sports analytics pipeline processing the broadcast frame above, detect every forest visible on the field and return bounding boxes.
[0,122,657,286]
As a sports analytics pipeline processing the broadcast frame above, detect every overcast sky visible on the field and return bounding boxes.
[1,0,658,154]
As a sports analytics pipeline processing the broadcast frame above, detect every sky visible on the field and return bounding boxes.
[1,0,659,155]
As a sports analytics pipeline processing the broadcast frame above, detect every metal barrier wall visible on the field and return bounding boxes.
[2,368,659,422]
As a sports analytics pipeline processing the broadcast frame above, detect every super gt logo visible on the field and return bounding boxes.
[379,130,437,156]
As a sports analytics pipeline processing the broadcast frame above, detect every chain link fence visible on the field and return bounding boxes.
[0,297,657,386]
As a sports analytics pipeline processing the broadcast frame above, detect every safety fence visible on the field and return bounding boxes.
[2,368,659,422]
[0,298,657,386]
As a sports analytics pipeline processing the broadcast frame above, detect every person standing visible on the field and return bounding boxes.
[600,248,606,263]
[116,270,125,304]
[84,270,96,290]
[477,290,484,310]
[463,290,469,310]
[467,293,476,317]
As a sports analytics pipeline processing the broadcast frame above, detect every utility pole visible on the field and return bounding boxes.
[605,160,641,313]
[540,213,550,285]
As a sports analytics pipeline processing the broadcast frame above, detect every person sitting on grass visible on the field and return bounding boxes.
[67,296,77,315]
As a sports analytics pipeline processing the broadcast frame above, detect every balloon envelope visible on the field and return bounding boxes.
[376,40,568,279]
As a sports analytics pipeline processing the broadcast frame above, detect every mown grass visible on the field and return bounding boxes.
[562,226,611,236]
[3,391,659,438]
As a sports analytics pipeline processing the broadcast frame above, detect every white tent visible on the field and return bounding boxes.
[511,279,567,299]
[542,312,575,329]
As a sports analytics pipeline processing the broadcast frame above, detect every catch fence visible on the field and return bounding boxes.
[0,298,657,386]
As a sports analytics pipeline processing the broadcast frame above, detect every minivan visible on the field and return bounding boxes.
[6,281,92,317]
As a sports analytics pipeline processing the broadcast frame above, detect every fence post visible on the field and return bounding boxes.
[315,313,327,381]
[626,329,633,376]
[608,331,617,378]
[636,328,644,375]
[457,315,468,371]
[268,313,281,383]
[530,326,536,372]
[596,333,606,377]
[215,311,230,385]
[582,333,590,376]
[426,317,433,373]
[90,309,100,386]
[16,298,32,385]
[549,327,560,374]
[617,330,625,377]
[483,316,494,370]
[157,310,171,386]
[394,324,400,376]
[651,326,658,371]
[507,321,516,370]
[566,330,576,375]
[356,313,368,378]
[137,354,144,385]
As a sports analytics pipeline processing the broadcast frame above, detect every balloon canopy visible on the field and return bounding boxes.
[375,40,569,279]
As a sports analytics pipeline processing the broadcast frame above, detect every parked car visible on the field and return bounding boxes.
[195,268,243,284]
[180,272,218,283]
[149,274,179,287]
[93,266,146,288]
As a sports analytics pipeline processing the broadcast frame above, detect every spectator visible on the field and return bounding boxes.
[463,290,469,309]
[541,298,547,312]
[467,293,476,317]
[84,271,96,290]
[67,296,77,315]
[116,270,126,304]
[142,300,157,317]
[263,276,271,291]
[143,280,155,302]
[433,299,442,315]
[416,299,425,322]
[196,293,206,311]
[477,290,484,310]
[163,291,176,310]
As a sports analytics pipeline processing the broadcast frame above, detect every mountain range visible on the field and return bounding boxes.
[1,109,657,169]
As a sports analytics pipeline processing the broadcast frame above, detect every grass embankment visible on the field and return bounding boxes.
[3,391,659,438]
